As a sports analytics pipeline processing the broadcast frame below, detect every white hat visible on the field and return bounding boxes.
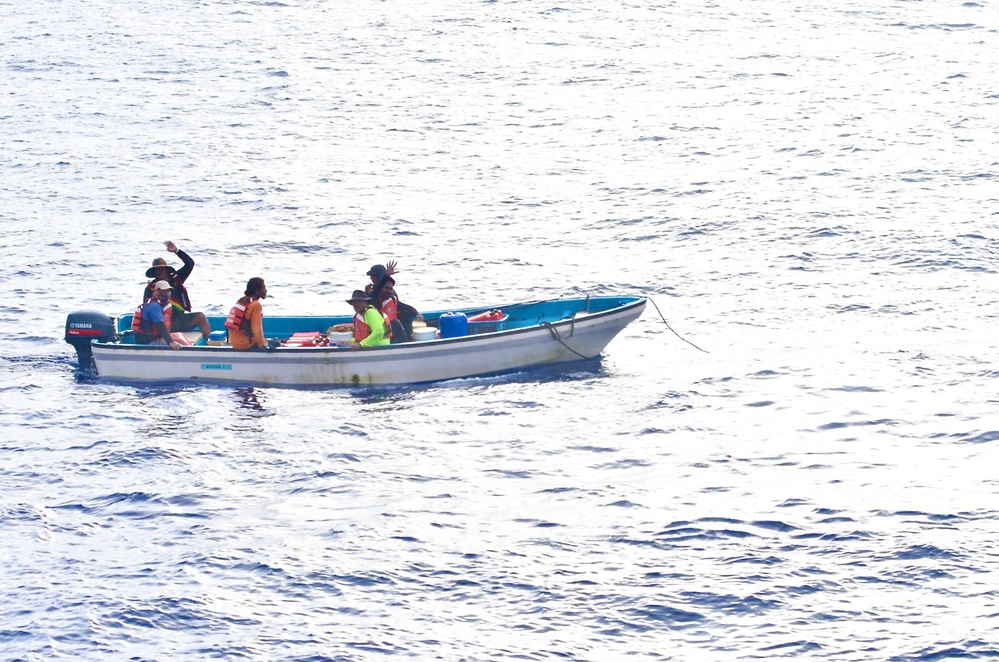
[154,280,172,291]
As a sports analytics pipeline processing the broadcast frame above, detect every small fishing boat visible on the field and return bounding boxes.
[65,296,646,386]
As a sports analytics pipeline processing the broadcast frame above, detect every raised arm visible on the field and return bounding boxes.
[166,241,195,283]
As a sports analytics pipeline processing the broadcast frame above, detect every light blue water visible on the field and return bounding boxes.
[2,1,998,659]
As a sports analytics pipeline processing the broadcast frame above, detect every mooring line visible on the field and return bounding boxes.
[648,297,708,353]
[541,322,591,360]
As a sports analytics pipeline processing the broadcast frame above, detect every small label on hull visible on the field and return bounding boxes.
[201,363,233,371]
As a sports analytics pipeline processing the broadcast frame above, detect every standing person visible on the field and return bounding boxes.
[343,290,390,349]
[142,240,211,342]
[363,260,398,300]
[225,277,268,351]
[134,281,181,350]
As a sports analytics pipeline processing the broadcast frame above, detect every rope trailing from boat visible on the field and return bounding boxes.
[649,298,708,353]
[541,322,591,360]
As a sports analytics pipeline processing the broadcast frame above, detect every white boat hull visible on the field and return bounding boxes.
[90,299,645,386]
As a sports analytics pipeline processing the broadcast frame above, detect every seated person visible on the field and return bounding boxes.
[365,261,422,342]
[343,290,390,349]
[375,276,423,343]
[142,240,211,342]
[134,281,181,350]
[226,277,269,351]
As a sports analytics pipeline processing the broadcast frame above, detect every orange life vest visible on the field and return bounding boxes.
[224,297,253,336]
[353,306,391,343]
[380,294,400,323]
[132,301,172,334]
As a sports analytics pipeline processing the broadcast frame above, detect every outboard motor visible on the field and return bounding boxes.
[65,311,116,371]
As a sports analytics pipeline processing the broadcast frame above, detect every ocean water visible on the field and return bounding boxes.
[2,0,998,659]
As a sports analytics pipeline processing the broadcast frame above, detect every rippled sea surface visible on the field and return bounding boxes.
[2,1,998,660]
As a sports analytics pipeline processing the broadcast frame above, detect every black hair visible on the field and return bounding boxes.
[245,277,265,296]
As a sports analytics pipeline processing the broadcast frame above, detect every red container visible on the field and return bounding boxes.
[281,332,324,347]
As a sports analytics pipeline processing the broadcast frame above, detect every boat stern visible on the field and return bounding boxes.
[65,311,116,370]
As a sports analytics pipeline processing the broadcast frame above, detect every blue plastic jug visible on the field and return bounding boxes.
[438,312,468,339]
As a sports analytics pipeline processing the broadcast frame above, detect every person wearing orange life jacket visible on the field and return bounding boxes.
[378,278,400,324]
[340,290,390,350]
[374,276,422,343]
[365,263,422,343]
[141,240,211,343]
[131,299,173,334]
[226,277,269,351]
[134,281,181,349]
